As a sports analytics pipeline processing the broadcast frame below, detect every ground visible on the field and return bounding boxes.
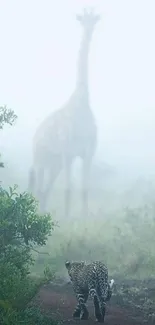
[34,281,144,325]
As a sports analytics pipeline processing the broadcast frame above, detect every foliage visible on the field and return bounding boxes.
[0,105,17,129]
[0,105,56,324]
[0,304,57,325]
[0,105,17,168]
[0,185,53,249]
[0,184,56,324]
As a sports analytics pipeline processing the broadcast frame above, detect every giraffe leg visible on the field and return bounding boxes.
[64,159,72,218]
[28,166,36,194]
[40,158,62,213]
[35,167,45,213]
[81,157,92,216]
[41,170,60,213]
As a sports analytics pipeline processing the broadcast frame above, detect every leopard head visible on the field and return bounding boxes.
[65,260,85,282]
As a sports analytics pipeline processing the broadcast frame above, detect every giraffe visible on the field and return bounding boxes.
[28,8,100,217]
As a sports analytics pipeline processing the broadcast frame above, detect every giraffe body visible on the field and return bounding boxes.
[29,9,100,216]
[33,92,96,162]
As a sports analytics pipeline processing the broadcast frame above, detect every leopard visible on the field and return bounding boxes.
[65,260,114,323]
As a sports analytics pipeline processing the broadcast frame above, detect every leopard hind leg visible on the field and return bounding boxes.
[74,292,89,320]
[89,288,102,322]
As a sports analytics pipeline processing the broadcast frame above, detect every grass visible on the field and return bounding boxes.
[31,200,155,281]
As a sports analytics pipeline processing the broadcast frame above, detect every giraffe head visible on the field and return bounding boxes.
[76,8,100,33]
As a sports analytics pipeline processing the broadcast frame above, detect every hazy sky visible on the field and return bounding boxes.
[0,0,155,174]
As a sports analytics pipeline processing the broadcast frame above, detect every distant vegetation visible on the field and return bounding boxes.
[32,203,155,280]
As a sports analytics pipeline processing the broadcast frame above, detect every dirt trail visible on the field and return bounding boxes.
[34,282,145,324]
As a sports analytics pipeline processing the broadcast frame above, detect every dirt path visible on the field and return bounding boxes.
[34,282,145,324]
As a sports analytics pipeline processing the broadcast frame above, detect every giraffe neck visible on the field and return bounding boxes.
[76,30,93,97]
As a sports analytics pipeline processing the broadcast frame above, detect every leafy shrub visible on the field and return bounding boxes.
[0,185,56,324]
[0,105,57,324]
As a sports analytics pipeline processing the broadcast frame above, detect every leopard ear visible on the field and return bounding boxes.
[65,261,71,269]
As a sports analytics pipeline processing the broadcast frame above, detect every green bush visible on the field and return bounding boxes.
[0,186,56,324]
[0,106,57,324]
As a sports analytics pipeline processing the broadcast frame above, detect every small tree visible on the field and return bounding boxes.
[0,106,56,324]
[0,105,17,168]
[0,105,17,129]
[0,185,54,308]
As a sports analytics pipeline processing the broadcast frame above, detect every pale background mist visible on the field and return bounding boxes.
[0,0,155,181]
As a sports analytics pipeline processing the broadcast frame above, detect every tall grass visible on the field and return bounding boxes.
[32,202,155,280]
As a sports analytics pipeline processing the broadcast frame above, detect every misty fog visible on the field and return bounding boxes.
[1,3,155,322]
[0,0,155,208]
